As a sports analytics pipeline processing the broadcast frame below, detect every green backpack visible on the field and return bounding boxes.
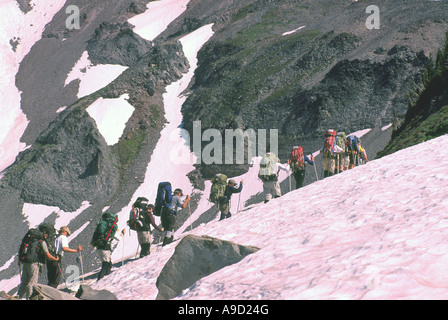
[258,153,279,182]
[209,173,228,204]
[91,211,118,249]
[336,132,347,151]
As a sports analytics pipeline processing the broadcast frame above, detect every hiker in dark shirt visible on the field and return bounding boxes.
[219,179,243,221]
[137,204,164,257]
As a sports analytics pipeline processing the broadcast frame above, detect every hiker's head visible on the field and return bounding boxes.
[228,179,236,186]
[146,204,155,212]
[174,188,183,196]
[59,226,71,236]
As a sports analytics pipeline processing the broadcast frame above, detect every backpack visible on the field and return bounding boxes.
[336,132,347,151]
[38,223,58,257]
[258,153,279,182]
[128,197,148,231]
[91,211,118,249]
[323,129,337,154]
[18,228,46,264]
[290,146,304,171]
[209,173,228,204]
[154,182,172,216]
[346,135,360,153]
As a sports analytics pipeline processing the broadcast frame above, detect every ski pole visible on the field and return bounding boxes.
[188,201,193,231]
[78,251,84,284]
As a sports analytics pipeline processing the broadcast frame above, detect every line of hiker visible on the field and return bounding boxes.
[17,224,83,299]
[15,129,369,298]
[317,129,369,178]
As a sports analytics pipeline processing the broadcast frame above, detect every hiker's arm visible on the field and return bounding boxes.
[62,245,82,253]
[148,212,164,232]
[181,195,190,209]
[46,252,59,261]
[305,155,314,165]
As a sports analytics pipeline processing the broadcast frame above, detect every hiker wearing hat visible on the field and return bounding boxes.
[219,179,243,221]
[137,204,164,257]
[161,188,190,246]
[47,226,83,288]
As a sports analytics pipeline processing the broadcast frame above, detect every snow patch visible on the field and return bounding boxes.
[128,0,190,41]
[65,51,128,98]
[86,94,135,145]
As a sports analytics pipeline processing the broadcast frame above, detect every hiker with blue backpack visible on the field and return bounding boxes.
[156,184,190,246]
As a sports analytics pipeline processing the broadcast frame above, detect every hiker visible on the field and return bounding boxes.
[46,226,82,288]
[128,198,164,257]
[318,129,344,178]
[218,179,244,221]
[346,135,361,169]
[258,152,290,203]
[17,225,60,300]
[91,211,126,281]
[359,144,369,165]
[288,146,315,189]
[161,188,190,246]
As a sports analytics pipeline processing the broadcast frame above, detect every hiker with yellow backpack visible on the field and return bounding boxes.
[258,152,290,203]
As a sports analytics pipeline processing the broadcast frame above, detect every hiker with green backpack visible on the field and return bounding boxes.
[258,152,290,203]
[91,211,126,281]
[218,179,244,221]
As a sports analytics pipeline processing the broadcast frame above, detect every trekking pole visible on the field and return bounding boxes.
[236,191,242,215]
[122,233,125,267]
[78,251,84,284]
[188,201,193,232]
[58,262,70,290]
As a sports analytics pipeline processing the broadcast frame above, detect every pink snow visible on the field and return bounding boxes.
[86,94,135,145]
[65,51,128,99]
[128,0,190,42]
[0,0,67,173]
[94,134,448,300]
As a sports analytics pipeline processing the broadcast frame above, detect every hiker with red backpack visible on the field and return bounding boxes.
[318,129,344,178]
[287,146,315,189]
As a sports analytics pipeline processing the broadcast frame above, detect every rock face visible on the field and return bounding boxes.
[156,235,260,300]
[4,107,120,212]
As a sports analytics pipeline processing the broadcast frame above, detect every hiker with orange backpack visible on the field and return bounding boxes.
[318,129,344,178]
[287,146,315,189]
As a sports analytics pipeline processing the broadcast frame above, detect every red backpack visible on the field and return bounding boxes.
[290,146,304,171]
[324,129,337,154]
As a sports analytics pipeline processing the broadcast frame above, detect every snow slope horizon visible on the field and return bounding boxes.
[92,134,448,300]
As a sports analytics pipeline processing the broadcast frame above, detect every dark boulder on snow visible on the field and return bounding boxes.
[156,235,260,300]
[75,284,118,300]
[30,284,79,300]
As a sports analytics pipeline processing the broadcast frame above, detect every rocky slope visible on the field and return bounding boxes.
[1,0,448,292]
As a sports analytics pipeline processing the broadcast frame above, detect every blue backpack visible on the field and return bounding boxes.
[346,135,360,153]
[154,182,172,216]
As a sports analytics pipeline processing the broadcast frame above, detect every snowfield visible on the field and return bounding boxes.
[92,134,448,300]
